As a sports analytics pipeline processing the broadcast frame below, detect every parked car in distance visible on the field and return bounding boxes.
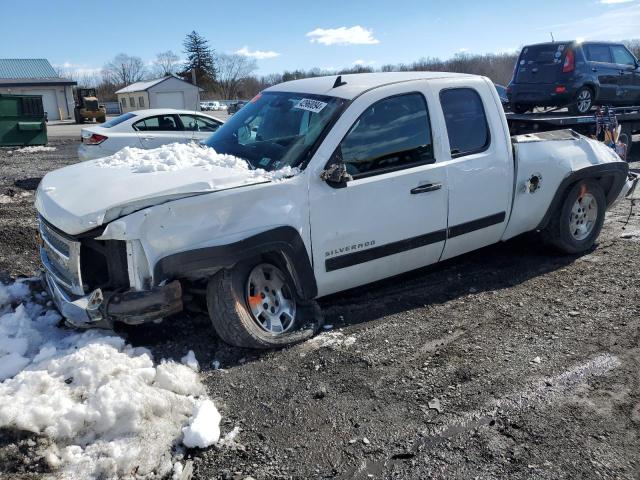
[199,101,209,111]
[78,109,224,160]
[228,100,248,115]
[508,41,640,115]
[38,72,637,349]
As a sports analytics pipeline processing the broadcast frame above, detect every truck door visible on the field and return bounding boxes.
[610,44,640,104]
[433,82,512,261]
[308,84,448,297]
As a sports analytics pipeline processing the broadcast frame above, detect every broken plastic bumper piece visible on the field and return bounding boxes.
[625,172,639,199]
[41,249,183,329]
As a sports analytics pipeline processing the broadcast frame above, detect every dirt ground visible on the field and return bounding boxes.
[0,138,639,480]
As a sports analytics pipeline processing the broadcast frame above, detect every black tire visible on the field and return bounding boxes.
[206,259,323,349]
[568,86,594,115]
[513,104,531,114]
[544,180,606,254]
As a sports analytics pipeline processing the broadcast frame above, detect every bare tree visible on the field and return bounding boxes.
[102,54,146,87]
[215,54,258,99]
[154,50,181,77]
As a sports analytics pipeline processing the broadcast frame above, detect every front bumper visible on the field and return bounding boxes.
[41,247,183,329]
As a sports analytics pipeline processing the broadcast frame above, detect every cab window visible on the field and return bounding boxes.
[439,88,490,158]
[338,93,433,178]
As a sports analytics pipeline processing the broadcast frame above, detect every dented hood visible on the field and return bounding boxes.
[35,160,269,235]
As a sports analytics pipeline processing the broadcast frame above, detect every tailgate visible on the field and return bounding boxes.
[515,44,565,84]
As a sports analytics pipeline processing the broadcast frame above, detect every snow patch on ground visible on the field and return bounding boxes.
[95,142,299,180]
[8,146,56,154]
[0,191,32,204]
[182,400,222,448]
[305,331,357,350]
[0,280,221,479]
[181,350,200,372]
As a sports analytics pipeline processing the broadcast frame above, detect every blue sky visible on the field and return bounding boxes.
[1,0,639,76]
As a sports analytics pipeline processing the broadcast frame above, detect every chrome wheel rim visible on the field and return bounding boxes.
[569,192,598,241]
[246,263,296,335]
[577,90,592,113]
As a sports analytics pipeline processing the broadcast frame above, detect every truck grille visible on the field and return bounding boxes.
[39,217,85,296]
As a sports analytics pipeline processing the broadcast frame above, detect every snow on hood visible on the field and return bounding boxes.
[36,142,299,235]
[0,280,221,479]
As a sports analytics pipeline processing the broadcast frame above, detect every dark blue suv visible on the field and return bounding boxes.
[507,41,640,115]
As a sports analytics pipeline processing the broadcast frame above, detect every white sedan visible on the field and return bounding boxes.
[78,109,224,161]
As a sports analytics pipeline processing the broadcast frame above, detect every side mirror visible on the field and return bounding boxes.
[320,161,352,188]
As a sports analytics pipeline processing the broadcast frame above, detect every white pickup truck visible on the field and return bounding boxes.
[35,72,638,348]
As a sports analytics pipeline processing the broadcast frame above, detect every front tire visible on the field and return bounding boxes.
[568,87,594,115]
[207,259,322,349]
[544,180,606,254]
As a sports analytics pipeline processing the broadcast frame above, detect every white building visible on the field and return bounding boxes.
[116,75,202,113]
[0,59,76,121]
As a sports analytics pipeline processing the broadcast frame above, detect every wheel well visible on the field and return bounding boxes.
[153,226,318,300]
[581,83,598,100]
[536,163,629,231]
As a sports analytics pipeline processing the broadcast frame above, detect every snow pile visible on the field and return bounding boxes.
[8,146,56,154]
[95,142,299,180]
[0,280,221,479]
[182,400,221,448]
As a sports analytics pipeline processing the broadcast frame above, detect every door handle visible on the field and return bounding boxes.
[410,183,442,194]
[592,67,598,72]
[141,135,155,140]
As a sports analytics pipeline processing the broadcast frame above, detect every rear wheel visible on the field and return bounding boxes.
[568,87,593,115]
[544,180,606,254]
[207,259,322,348]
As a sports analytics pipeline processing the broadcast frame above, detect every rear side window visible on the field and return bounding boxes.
[133,115,180,131]
[101,112,136,128]
[440,88,490,158]
[611,45,636,66]
[338,93,433,178]
[585,44,612,63]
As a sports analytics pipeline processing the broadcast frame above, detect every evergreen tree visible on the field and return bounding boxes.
[182,31,216,86]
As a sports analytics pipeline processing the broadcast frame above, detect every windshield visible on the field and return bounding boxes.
[100,112,136,128]
[204,92,345,171]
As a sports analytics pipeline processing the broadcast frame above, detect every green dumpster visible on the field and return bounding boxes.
[0,94,47,146]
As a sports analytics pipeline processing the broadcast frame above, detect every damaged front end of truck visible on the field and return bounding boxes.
[38,216,183,329]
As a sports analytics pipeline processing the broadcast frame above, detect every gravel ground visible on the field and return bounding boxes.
[0,137,639,479]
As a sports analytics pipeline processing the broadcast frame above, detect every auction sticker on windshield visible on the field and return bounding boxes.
[294,98,328,113]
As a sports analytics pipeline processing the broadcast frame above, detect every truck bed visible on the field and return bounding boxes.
[506,106,640,157]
